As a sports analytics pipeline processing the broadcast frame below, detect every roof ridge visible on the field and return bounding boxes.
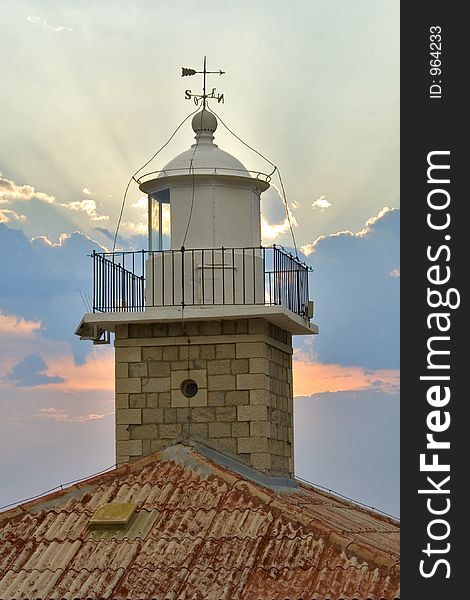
[0,561,384,576]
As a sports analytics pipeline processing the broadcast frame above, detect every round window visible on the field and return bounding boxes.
[180,378,199,398]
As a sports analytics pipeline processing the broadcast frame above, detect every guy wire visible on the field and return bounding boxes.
[112,106,201,252]
[207,106,299,257]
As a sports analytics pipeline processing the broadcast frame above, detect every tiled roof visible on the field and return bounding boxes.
[0,443,400,599]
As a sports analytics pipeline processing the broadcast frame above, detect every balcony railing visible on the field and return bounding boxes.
[92,246,311,319]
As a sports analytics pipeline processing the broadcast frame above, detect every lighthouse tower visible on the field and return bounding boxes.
[76,63,317,479]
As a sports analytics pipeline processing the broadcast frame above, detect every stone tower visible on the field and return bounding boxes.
[77,104,317,480]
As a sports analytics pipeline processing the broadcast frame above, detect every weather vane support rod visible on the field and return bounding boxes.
[182,56,225,107]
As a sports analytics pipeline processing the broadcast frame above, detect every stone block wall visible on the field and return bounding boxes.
[114,318,294,477]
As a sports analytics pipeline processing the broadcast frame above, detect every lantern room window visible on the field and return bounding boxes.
[148,189,171,251]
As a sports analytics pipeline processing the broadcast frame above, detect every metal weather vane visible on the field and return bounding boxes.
[182,56,225,107]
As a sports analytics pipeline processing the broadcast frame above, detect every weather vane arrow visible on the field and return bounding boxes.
[182,56,225,108]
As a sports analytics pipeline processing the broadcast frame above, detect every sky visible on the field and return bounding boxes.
[0,1,399,516]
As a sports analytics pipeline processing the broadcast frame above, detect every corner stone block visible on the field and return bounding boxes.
[115,394,129,409]
[249,358,270,374]
[250,421,271,438]
[237,405,268,422]
[115,378,141,394]
[115,347,142,363]
[116,425,130,441]
[236,342,267,359]
[236,373,269,391]
[115,363,128,378]
[116,408,142,425]
[249,389,270,406]
[116,440,142,456]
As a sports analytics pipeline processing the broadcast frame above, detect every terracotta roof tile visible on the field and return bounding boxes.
[0,442,400,599]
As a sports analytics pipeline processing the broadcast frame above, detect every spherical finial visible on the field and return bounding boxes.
[192,110,218,135]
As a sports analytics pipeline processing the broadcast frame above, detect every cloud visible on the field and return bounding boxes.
[45,350,114,393]
[0,174,149,248]
[0,223,105,364]
[293,353,399,396]
[12,406,112,424]
[260,184,298,242]
[390,267,400,278]
[0,208,27,224]
[120,220,147,236]
[301,206,395,256]
[94,227,115,242]
[297,207,399,370]
[311,195,332,210]
[0,312,41,336]
[261,216,297,240]
[1,174,114,237]
[7,353,64,387]
[26,16,72,33]
[58,199,109,222]
[131,196,147,209]
[0,173,54,204]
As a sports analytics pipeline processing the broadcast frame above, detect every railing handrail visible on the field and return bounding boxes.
[136,167,272,184]
[92,245,312,272]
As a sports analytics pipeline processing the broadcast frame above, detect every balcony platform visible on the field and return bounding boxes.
[76,303,318,341]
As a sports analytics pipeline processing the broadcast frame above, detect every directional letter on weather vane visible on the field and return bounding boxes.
[182,56,225,107]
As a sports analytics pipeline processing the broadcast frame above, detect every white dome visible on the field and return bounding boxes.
[161,144,249,176]
[159,110,250,178]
